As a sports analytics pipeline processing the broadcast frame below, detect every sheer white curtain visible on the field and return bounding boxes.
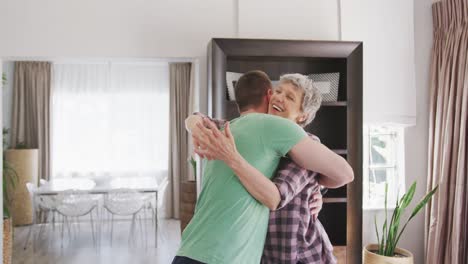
[51,62,169,180]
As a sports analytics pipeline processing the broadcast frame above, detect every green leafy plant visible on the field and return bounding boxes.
[3,160,18,218]
[3,128,9,150]
[374,182,438,257]
[2,76,19,218]
[189,156,197,178]
[15,142,28,149]
[2,129,18,218]
[2,72,6,86]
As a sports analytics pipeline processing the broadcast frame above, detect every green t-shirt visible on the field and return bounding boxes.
[177,113,307,264]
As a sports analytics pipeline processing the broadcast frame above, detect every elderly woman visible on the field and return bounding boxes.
[193,73,338,264]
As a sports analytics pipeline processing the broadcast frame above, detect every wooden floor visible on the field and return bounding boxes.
[13,219,346,263]
[13,219,181,264]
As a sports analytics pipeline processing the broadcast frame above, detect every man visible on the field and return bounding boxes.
[173,71,353,264]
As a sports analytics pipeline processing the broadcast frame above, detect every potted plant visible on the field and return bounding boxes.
[3,128,18,264]
[180,156,197,232]
[363,182,438,264]
[4,144,38,228]
[189,156,197,179]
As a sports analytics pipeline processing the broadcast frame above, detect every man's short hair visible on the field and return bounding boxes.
[234,70,272,112]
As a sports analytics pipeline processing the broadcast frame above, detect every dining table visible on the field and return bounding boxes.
[33,176,160,248]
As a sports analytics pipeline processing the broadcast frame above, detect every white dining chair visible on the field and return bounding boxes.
[55,190,100,248]
[143,178,168,227]
[103,189,146,247]
[23,182,57,250]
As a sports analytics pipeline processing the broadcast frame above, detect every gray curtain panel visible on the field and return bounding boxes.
[168,63,192,219]
[10,61,51,181]
[426,1,468,263]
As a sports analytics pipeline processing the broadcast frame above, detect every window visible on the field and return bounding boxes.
[51,62,169,180]
[363,125,405,209]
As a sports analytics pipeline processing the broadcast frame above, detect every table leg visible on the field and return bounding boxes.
[154,191,158,248]
[32,193,37,252]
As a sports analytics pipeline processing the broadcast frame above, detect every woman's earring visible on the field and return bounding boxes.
[300,115,306,123]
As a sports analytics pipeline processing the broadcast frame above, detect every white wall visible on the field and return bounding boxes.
[400,0,433,262]
[341,0,416,125]
[361,1,433,263]
[238,0,340,40]
[0,0,236,57]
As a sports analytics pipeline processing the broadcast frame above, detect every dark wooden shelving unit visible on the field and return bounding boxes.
[333,149,349,155]
[208,38,362,264]
[323,101,348,106]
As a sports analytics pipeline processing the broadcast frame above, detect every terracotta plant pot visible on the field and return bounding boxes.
[363,244,414,264]
[3,218,12,264]
[180,180,196,233]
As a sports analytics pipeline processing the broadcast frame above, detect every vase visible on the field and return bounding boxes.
[363,244,414,264]
[4,149,39,226]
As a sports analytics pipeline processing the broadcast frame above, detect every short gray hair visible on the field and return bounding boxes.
[278,73,322,126]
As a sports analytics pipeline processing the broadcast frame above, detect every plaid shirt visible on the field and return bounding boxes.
[195,114,336,264]
[262,135,336,264]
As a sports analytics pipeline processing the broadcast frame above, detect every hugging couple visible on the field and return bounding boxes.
[173,70,354,264]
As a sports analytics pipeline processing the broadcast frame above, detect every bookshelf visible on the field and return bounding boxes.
[208,38,363,264]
